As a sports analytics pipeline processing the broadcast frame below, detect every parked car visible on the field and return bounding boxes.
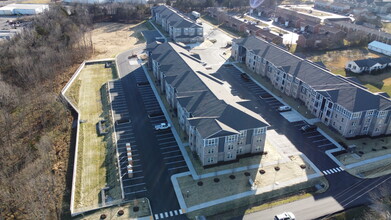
[240,73,250,81]
[277,106,292,112]
[154,123,171,130]
[274,212,295,220]
[300,124,317,132]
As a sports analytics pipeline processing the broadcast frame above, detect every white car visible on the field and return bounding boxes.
[277,106,292,112]
[274,212,295,220]
[154,123,171,130]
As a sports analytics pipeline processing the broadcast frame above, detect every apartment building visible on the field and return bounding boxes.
[331,21,391,45]
[151,5,204,43]
[232,36,391,138]
[206,7,283,45]
[148,42,269,166]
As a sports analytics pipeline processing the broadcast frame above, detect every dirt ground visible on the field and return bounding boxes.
[90,22,149,59]
[74,198,151,220]
[178,155,316,207]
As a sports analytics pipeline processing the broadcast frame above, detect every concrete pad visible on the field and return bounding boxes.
[280,110,305,122]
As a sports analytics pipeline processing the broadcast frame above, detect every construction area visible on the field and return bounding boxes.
[65,62,121,212]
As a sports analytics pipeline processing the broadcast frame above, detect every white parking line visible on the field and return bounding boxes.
[155,214,159,220]
[166,160,185,165]
[161,145,178,150]
[318,143,333,148]
[123,182,146,189]
[123,176,144,181]
[162,150,181,154]
[179,209,183,214]
[308,134,323,138]
[124,189,147,195]
[323,171,328,175]
[168,165,188,171]
[293,123,307,127]
[313,139,328,143]
[159,137,175,141]
[160,140,177,145]
[333,168,338,172]
[160,213,163,219]
[169,211,173,217]
[156,133,172,138]
[174,210,178,215]
[164,212,168,218]
[329,169,334,173]
[164,155,182,160]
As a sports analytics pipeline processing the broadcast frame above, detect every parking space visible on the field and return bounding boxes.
[108,80,147,200]
[132,70,189,175]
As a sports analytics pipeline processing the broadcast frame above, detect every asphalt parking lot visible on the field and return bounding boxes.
[108,80,147,200]
[116,51,189,219]
[133,68,189,175]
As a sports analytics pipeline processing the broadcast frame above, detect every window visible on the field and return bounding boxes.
[349,130,353,134]
[239,130,247,137]
[339,126,342,130]
[226,135,237,143]
[255,146,261,151]
[367,110,374,116]
[237,147,243,154]
[208,148,214,154]
[378,111,387,117]
[227,153,233,159]
[375,128,380,132]
[227,145,234,150]
[352,122,356,126]
[206,138,217,146]
[352,112,361,118]
[363,127,368,131]
[207,157,215,163]
[254,127,265,135]
[341,118,344,122]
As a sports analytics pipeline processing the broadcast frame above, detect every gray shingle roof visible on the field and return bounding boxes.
[353,57,391,68]
[234,36,391,112]
[150,41,269,139]
[152,5,201,29]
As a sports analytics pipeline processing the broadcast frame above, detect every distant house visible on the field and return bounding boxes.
[345,57,391,73]
[151,5,204,43]
[368,41,391,56]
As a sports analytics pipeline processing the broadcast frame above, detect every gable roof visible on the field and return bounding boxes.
[152,5,201,29]
[352,57,391,68]
[233,36,391,112]
[150,41,269,139]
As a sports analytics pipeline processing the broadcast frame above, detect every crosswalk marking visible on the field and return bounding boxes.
[154,209,184,219]
[322,167,344,176]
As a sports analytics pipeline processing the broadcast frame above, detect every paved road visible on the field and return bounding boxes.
[116,49,188,220]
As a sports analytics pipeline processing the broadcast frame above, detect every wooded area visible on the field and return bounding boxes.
[0,5,93,219]
[0,2,152,218]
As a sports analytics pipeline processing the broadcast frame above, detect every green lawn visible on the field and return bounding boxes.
[66,63,121,211]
